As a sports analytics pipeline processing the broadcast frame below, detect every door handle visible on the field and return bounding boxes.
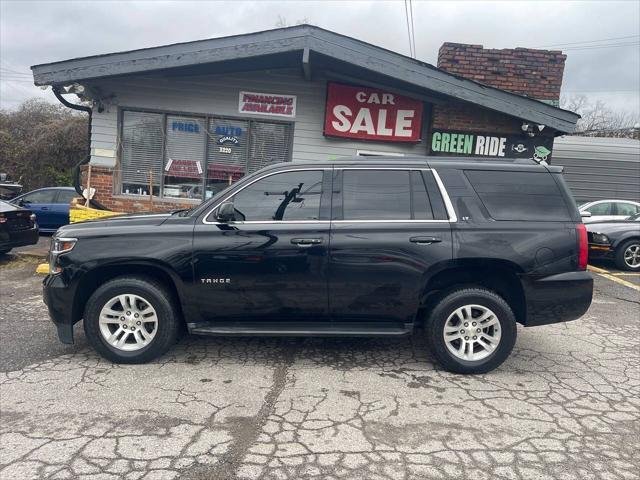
[291,238,323,247]
[41,207,49,211]
[410,236,441,245]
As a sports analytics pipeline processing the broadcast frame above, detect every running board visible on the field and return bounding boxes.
[188,321,413,337]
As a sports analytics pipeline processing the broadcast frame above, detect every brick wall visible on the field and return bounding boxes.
[79,165,195,213]
[437,43,566,102]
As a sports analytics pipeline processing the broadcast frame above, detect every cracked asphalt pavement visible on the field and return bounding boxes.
[1,255,638,480]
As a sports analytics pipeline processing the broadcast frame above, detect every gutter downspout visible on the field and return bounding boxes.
[52,86,108,210]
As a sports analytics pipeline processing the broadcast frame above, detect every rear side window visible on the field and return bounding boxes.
[464,170,571,221]
[615,202,639,216]
[56,190,78,204]
[340,169,449,221]
[343,170,411,220]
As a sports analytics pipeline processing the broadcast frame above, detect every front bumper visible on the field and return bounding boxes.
[522,271,593,327]
[588,243,614,260]
[43,273,77,344]
[0,225,39,250]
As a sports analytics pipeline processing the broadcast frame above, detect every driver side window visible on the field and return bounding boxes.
[230,170,323,222]
[21,190,57,203]
[586,202,613,215]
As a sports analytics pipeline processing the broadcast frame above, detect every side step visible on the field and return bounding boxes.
[188,321,413,337]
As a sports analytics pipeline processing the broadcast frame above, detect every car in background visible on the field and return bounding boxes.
[587,213,640,271]
[0,200,39,255]
[579,199,640,223]
[11,187,77,233]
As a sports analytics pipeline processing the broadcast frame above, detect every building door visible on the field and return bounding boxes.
[193,168,331,323]
[328,168,453,324]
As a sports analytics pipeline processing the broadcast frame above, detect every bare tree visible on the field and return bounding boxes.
[561,94,640,138]
[0,98,88,191]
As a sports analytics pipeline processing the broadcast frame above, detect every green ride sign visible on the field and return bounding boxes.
[429,129,554,163]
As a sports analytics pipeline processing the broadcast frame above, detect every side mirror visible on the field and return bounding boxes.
[581,211,592,218]
[18,199,29,207]
[215,201,236,222]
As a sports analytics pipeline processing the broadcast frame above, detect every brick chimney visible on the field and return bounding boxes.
[437,43,566,106]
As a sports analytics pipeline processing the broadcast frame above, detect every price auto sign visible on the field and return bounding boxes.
[323,83,423,142]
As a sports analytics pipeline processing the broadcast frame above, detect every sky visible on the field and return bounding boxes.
[1,0,639,116]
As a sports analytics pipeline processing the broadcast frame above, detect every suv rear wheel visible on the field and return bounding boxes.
[84,276,180,363]
[426,288,517,374]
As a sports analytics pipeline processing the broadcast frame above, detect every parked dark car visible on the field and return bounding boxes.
[0,200,39,255]
[43,158,593,374]
[11,187,77,233]
[587,213,640,271]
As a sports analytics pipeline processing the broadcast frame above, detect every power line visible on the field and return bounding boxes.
[403,0,414,57]
[562,41,639,51]
[409,0,417,58]
[536,34,639,48]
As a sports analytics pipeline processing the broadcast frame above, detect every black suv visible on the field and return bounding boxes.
[43,158,593,373]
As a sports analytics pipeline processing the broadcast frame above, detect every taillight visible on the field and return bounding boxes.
[576,223,588,270]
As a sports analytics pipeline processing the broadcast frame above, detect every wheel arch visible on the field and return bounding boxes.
[419,259,526,325]
[71,260,186,325]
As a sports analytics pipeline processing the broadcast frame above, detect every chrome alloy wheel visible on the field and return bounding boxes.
[443,305,501,362]
[624,244,640,269]
[98,294,158,351]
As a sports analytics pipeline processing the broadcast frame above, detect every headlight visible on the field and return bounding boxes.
[51,237,77,254]
[591,233,610,244]
[49,237,77,274]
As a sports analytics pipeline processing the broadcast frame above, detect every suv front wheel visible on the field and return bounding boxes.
[426,288,517,374]
[84,276,181,363]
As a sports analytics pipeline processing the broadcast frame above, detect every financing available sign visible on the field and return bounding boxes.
[430,129,554,162]
[323,83,423,142]
[239,91,296,118]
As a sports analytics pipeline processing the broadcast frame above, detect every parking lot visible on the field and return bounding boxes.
[1,251,638,480]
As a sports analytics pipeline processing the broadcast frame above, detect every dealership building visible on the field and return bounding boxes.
[31,25,582,212]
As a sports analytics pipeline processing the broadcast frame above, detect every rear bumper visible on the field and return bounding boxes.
[43,273,77,344]
[0,226,39,250]
[521,271,593,327]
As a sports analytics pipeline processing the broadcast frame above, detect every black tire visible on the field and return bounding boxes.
[614,239,640,272]
[425,287,517,374]
[84,275,181,363]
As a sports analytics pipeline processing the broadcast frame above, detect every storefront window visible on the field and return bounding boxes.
[206,119,249,199]
[121,111,163,196]
[119,110,293,201]
[163,116,206,200]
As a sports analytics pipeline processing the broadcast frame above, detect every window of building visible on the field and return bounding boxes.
[119,110,293,201]
[230,170,323,221]
[121,111,163,196]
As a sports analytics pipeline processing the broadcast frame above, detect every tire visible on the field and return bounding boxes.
[425,288,517,374]
[614,239,640,271]
[84,275,181,363]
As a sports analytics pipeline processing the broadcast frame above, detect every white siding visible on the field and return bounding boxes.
[88,69,430,169]
[553,136,640,202]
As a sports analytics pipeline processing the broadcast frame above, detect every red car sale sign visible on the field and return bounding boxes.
[323,83,423,142]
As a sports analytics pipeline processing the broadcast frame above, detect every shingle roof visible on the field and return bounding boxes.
[31,25,579,132]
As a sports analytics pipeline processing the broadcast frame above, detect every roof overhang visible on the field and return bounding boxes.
[31,25,579,133]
